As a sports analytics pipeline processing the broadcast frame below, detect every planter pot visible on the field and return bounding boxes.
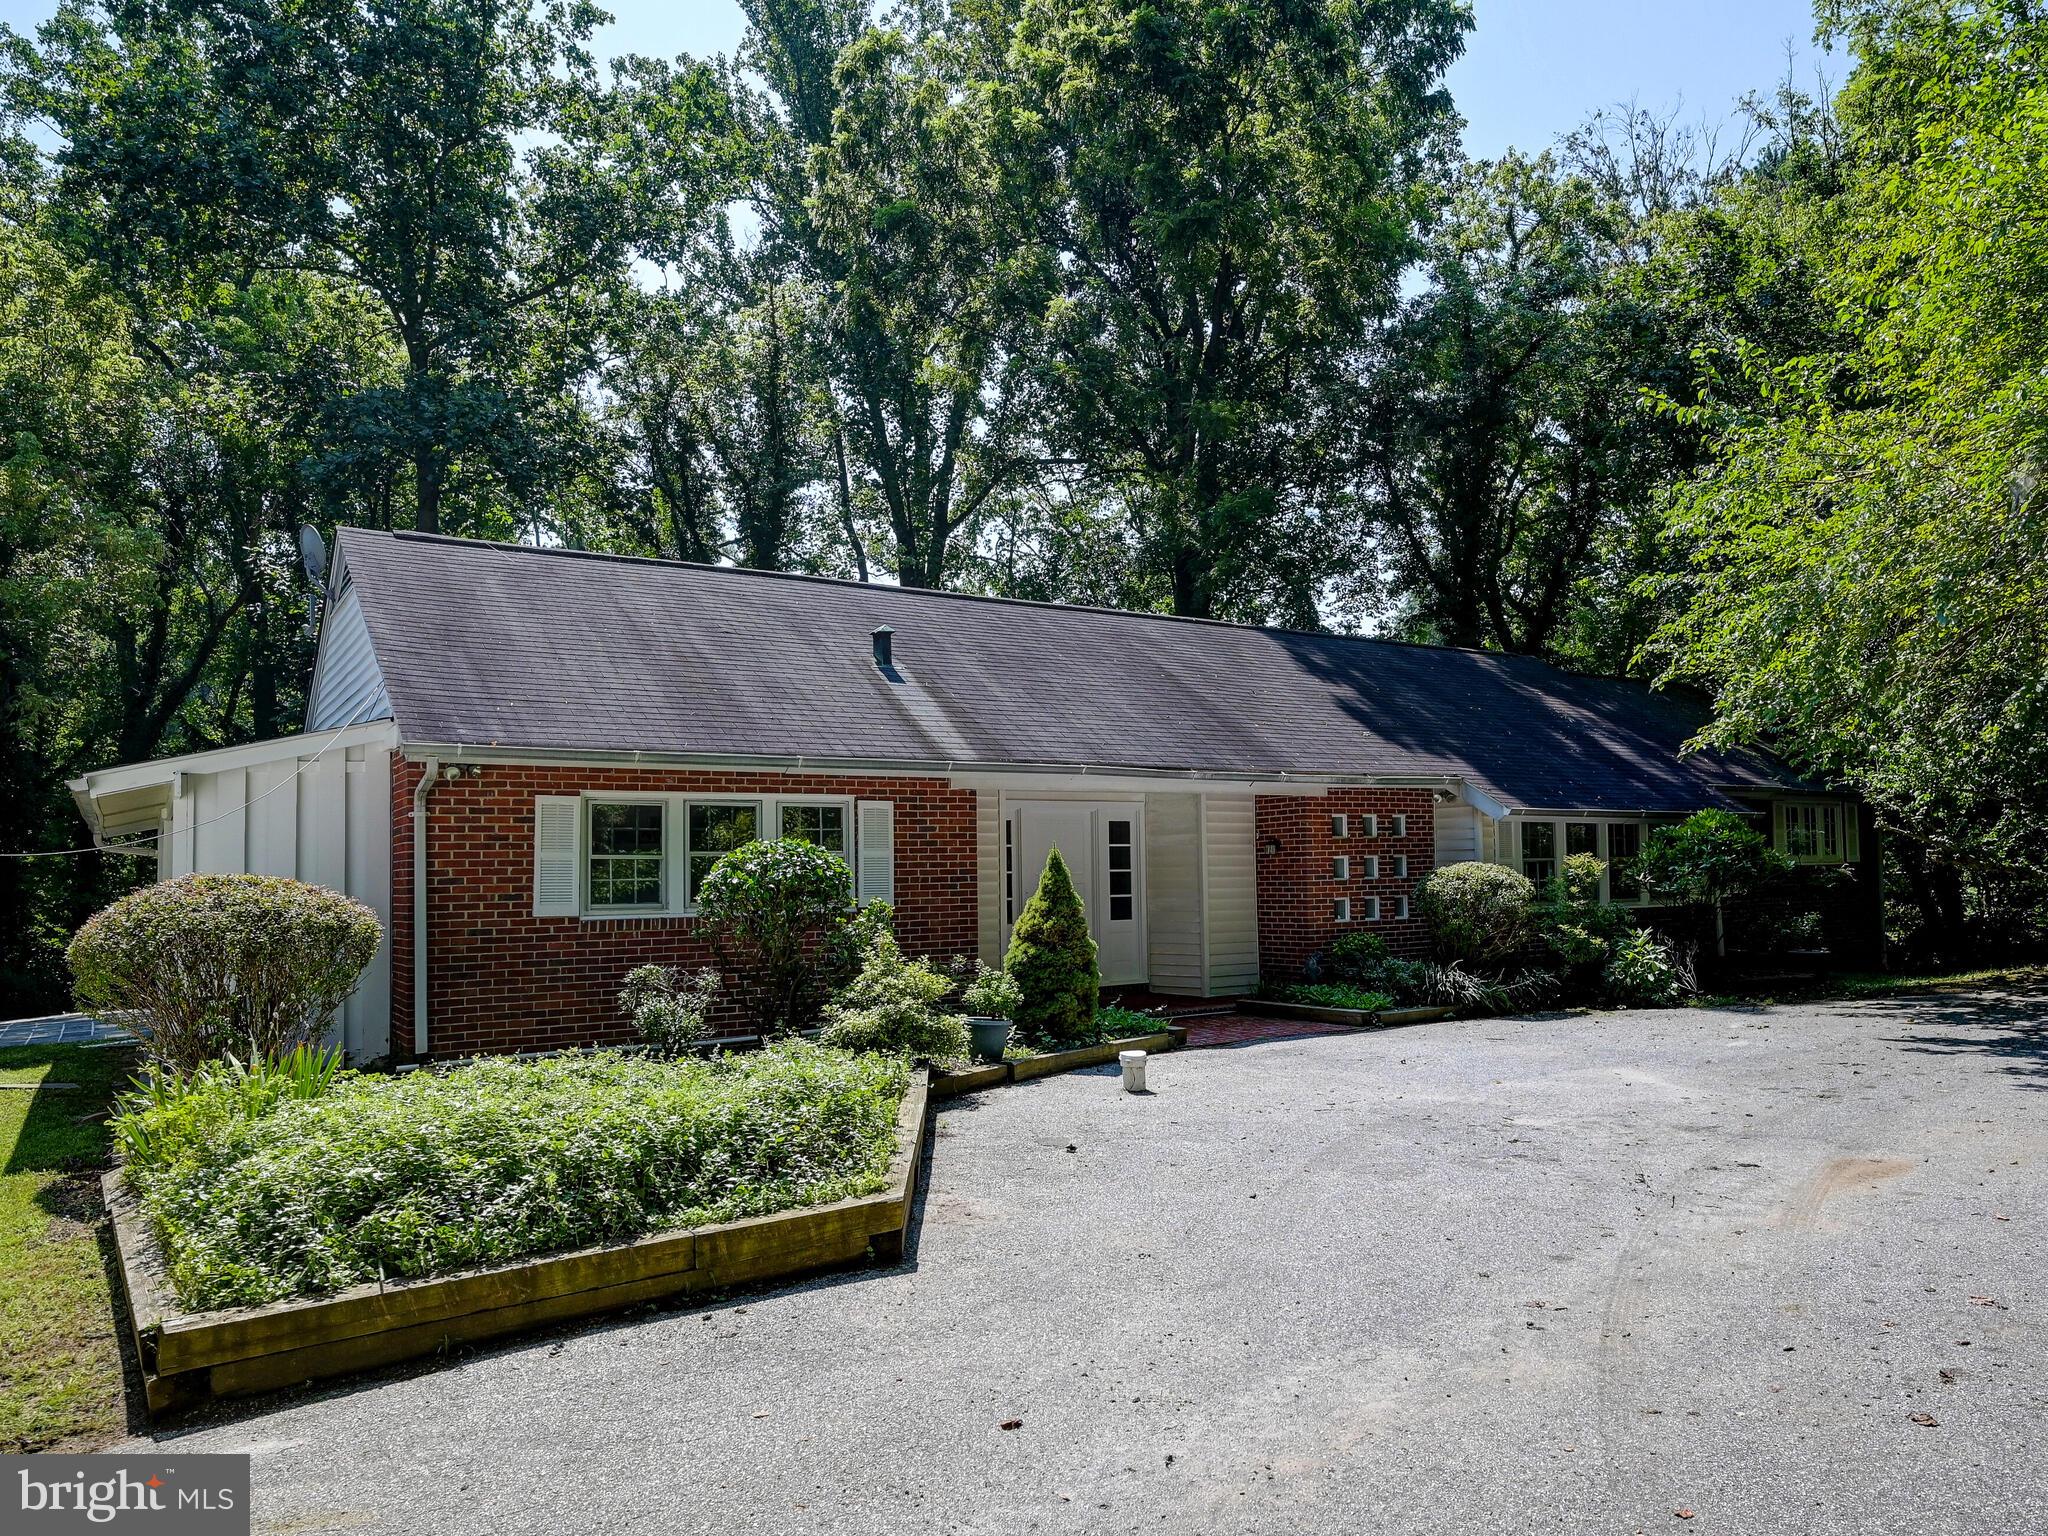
[967,1016,1013,1064]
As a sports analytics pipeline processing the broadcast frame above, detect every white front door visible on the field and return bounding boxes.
[1008,801,1147,986]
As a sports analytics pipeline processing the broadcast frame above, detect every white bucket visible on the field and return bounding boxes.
[1119,1050,1148,1093]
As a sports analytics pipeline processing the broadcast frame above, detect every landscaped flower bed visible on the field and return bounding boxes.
[117,1043,910,1312]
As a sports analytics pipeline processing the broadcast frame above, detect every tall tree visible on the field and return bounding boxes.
[984,0,1469,621]
[1652,0,2048,952]
[1351,152,1697,662]
[5,0,733,535]
[740,0,1041,588]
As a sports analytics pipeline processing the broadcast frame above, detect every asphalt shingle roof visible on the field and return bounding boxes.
[336,529,1810,813]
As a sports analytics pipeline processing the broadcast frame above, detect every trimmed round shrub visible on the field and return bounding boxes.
[696,839,853,1031]
[69,874,381,1075]
[1415,861,1535,965]
[818,932,969,1062]
[1004,848,1099,1047]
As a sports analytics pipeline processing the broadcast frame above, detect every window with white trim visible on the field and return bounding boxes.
[1519,820,1557,885]
[1391,814,1407,838]
[1360,814,1379,837]
[1332,855,1350,880]
[1362,896,1382,921]
[1331,814,1348,838]
[1361,855,1379,880]
[1394,894,1410,919]
[778,801,847,856]
[1107,817,1135,921]
[587,801,667,911]
[1392,855,1408,879]
[1003,818,1016,923]
[1333,898,1351,923]
[1779,800,1852,864]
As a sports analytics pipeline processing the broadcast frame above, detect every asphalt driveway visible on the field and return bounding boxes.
[138,987,2047,1534]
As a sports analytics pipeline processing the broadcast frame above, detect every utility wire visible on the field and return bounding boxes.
[0,700,382,860]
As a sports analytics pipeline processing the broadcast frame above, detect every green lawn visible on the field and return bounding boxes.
[1692,962,2048,1010]
[0,1042,135,1451]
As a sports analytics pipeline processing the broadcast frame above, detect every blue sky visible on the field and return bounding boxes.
[0,0,1834,159]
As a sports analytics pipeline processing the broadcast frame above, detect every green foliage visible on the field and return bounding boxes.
[1280,983,1396,1013]
[1647,5,2048,935]
[1324,932,1430,1000]
[1603,928,1691,1008]
[1634,812,1790,909]
[696,839,853,1031]
[67,874,380,1075]
[1411,963,1563,1016]
[1415,862,1535,966]
[115,1042,909,1310]
[817,932,968,1062]
[1003,848,1099,1048]
[1531,854,1628,970]
[988,0,1468,620]
[1092,1004,1159,1039]
[959,962,1023,1020]
[617,964,722,1056]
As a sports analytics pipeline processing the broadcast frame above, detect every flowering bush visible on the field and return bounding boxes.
[68,874,381,1074]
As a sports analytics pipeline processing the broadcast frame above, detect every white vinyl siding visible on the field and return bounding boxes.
[976,791,1003,965]
[303,586,394,730]
[1434,802,1483,864]
[1145,793,1204,995]
[1202,796,1260,996]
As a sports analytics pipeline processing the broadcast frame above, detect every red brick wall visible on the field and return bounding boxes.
[390,761,978,1058]
[1255,789,1436,980]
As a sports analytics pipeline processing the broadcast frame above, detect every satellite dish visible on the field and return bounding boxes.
[297,524,329,586]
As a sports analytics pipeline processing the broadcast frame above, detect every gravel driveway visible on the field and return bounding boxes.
[139,987,2046,1534]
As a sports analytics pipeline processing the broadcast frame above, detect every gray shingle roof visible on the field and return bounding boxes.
[335,528,1811,813]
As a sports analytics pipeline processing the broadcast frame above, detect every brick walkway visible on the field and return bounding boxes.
[0,1013,131,1049]
[1177,1013,1355,1049]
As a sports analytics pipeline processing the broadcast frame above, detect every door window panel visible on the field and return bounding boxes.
[1107,818,1134,921]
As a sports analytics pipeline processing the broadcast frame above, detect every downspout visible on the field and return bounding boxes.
[412,758,441,1058]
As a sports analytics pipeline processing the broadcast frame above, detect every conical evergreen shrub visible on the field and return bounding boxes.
[1004,848,1100,1046]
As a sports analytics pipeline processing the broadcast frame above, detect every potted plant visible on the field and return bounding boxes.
[959,962,1023,1063]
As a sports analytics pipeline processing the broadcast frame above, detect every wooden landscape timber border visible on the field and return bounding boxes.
[106,1072,930,1416]
[930,1026,1185,1099]
[1243,999,1454,1028]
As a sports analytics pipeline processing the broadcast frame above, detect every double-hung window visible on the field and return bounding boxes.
[778,802,848,857]
[688,803,760,902]
[587,801,668,911]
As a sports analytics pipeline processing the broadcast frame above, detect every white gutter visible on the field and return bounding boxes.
[400,741,1481,798]
[411,758,441,1058]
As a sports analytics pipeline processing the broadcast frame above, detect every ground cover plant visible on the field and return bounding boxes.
[1274,982,1396,1013]
[115,1044,910,1311]
[0,1043,132,1451]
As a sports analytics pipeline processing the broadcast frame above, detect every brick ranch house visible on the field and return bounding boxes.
[70,530,1880,1061]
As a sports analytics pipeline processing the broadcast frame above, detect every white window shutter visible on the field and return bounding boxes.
[856,799,895,907]
[533,796,581,916]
